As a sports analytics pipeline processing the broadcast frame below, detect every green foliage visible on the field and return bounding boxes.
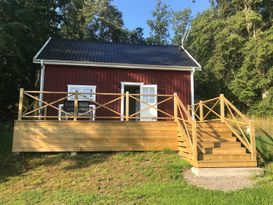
[120,27,147,44]
[0,0,60,120]
[58,0,86,39]
[147,0,171,45]
[0,0,146,120]
[187,1,273,115]
[82,0,124,42]
[172,8,192,45]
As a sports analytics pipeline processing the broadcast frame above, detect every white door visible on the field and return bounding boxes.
[140,85,157,121]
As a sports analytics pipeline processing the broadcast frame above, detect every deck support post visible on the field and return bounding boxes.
[173,93,178,122]
[125,91,129,121]
[249,120,257,160]
[199,101,203,122]
[220,94,225,122]
[18,88,24,120]
[192,119,198,166]
[74,91,78,121]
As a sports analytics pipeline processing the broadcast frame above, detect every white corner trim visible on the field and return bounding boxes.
[190,67,196,119]
[39,60,45,110]
[33,37,52,62]
[181,46,202,70]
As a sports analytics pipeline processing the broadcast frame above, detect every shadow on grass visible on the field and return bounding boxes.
[0,122,114,183]
[255,128,273,166]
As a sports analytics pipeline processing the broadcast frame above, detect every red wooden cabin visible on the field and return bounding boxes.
[13,38,258,169]
[33,38,201,120]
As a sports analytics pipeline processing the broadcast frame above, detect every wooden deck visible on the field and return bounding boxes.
[13,121,178,152]
[13,89,258,168]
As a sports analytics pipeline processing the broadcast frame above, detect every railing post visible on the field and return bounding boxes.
[125,91,129,121]
[187,105,191,118]
[18,88,24,120]
[249,120,257,160]
[220,94,225,122]
[34,100,39,118]
[74,91,78,121]
[199,101,203,122]
[44,103,47,120]
[173,93,178,122]
[192,119,198,166]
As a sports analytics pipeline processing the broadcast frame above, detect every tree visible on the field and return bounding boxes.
[172,8,192,46]
[58,0,86,39]
[82,0,124,42]
[120,27,146,44]
[187,0,273,115]
[0,0,60,120]
[147,0,171,45]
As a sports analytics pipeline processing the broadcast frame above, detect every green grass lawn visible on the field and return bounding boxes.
[1,124,273,205]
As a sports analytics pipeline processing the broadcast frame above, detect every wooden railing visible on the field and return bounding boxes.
[17,88,196,162]
[174,94,197,165]
[188,94,256,160]
[18,89,256,163]
[17,88,179,121]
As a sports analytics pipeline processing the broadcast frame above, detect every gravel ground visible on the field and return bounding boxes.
[183,169,255,191]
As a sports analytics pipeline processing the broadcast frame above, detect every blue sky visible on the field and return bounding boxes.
[112,0,211,37]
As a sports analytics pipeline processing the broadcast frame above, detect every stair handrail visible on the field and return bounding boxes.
[189,94,256,161]
[174,95,198,165]
[222,96,256,160]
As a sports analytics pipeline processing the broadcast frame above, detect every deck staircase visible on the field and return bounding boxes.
[196,121,257,168]
[176,94,257,168]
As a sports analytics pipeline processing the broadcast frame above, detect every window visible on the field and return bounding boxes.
[67,85,96,101]
[143,87,156,104]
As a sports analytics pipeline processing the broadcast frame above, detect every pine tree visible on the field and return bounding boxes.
[83,0,124,42]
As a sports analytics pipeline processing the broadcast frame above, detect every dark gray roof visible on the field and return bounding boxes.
[35,38,200,67]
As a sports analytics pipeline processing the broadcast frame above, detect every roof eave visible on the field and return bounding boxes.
[33,37,52,63]
[33,59,201,71]
[181,46,202,70]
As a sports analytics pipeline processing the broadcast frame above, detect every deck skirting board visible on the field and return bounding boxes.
[12,121,178,152]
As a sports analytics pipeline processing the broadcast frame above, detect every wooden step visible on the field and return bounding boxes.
[212,147,246,154]
[200,154,252,161]
[196,160,257,168]
[199,141,241,149]
[200,147,246,154]
[198,136,237,142]
[197,127,231,132]
[197,122,228,128]
[197,131,233,138]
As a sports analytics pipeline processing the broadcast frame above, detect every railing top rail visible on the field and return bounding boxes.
[177,98,192,120]
[25,91,125,96]
[191,96,220,106]
[223,97,250,122]
[24,90,175,97]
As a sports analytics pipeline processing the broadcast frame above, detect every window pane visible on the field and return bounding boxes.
[68,85,96,101]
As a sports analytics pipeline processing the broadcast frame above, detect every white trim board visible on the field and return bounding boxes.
[181,46,202,69]
[33,37,52,61]
[33,59,201,71]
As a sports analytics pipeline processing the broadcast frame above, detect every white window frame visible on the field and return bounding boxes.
[67,84,96,101]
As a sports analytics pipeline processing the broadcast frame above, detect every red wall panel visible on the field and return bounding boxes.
[43,65,191,119]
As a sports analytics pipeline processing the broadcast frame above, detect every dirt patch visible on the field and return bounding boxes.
[183,169,255,191]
